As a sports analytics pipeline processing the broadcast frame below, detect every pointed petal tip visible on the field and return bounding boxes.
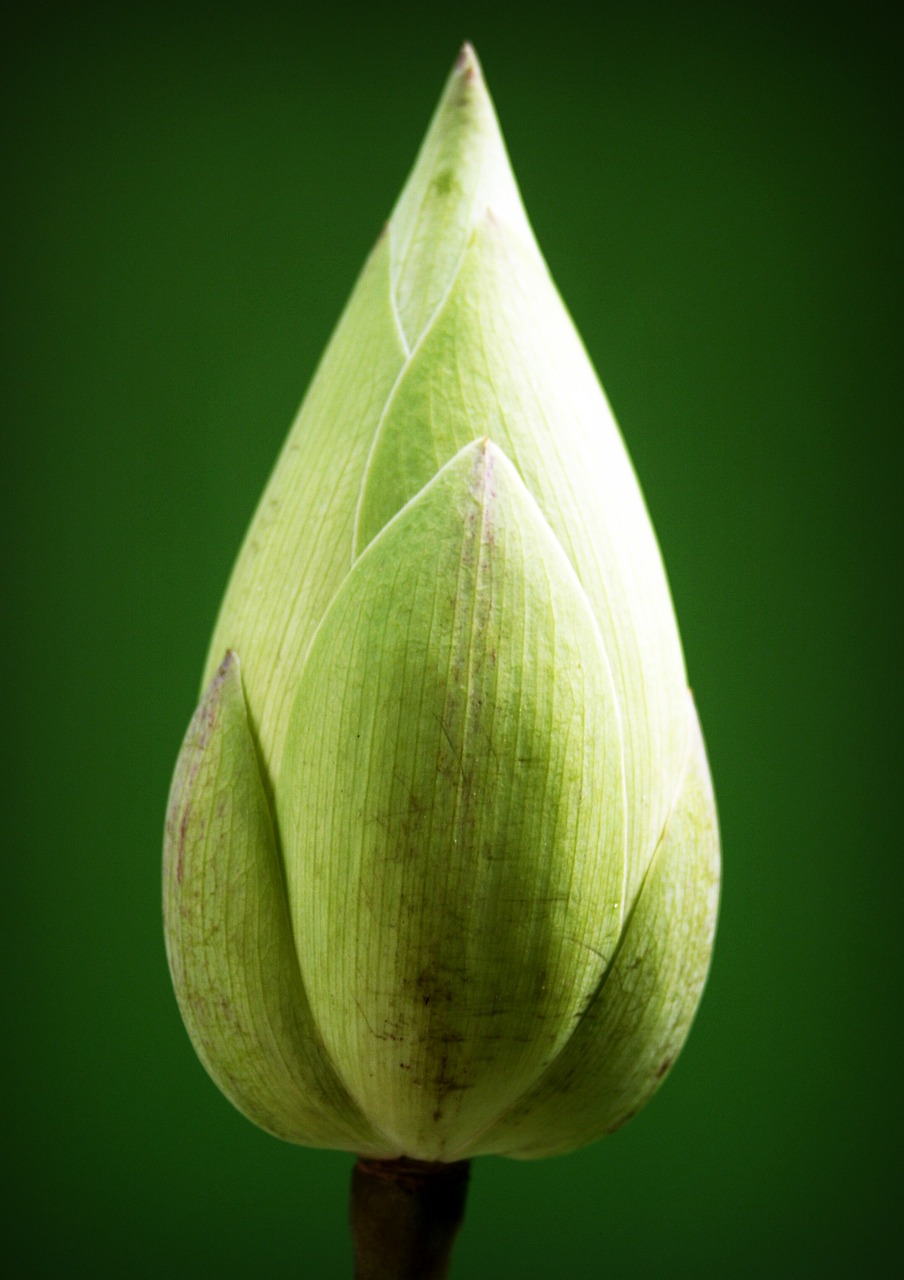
[454,42,481,80]
[467,434,500,469]
[208,647,239,700]
[442,42,490,116]
[463,436,521,503]
[479,437,519,479]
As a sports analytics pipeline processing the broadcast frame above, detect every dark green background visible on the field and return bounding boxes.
[4,1,900,1275]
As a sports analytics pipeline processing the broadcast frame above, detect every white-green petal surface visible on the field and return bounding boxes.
[388,44,536,350]
[163,652,387,1153]
[280,440,627,1160]
[357,213,688,913]
[467,696,719,1159]
[202,230,407,787]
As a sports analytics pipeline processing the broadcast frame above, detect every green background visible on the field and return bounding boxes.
[4,1,900,1275]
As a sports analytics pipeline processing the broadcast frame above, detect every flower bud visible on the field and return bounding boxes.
[163,44,719,1162]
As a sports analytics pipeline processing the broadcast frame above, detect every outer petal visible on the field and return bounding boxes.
[356,214,688,910]
[467,695,720,1159]
[202,46,534,792]
[201,229,408,787]
[163,652,386,1153]
[280,440,627,1160]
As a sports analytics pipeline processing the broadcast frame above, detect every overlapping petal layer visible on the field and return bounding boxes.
[165,45,719,1161]
[281,441,625,1158]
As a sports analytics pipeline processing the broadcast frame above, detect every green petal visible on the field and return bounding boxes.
[163,652,386,1153]
[280,440,627,1160]
[356,213,688,910]
[202,228,407,788]
[204,46,537,796]
[470,696,720,1159]
[388,43,536,350]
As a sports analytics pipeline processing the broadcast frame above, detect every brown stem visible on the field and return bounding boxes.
[349,1156,471,1279]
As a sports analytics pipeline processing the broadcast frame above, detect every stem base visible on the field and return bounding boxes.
[349,1156,471,1280]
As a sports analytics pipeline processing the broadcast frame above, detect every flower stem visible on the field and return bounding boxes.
[349,1156,471,1279]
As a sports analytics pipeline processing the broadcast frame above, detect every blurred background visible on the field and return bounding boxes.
[3,1,900,1275]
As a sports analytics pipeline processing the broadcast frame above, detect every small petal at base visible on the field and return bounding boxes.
[163,652,389,1154]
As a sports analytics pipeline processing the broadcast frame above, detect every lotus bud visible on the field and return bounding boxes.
[163,44,719,1169]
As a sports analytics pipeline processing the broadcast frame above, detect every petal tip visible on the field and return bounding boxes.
[454,42,481,80]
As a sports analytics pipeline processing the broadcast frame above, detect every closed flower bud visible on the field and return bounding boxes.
[163,44,719,1165]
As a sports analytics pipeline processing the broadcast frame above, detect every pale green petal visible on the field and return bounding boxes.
[357,213,688,909]
[163,652,387,1153]
[204,46,538,796]
[280,440,627,1160]
[388,44,536,350]
[468,695,719,1159]
[202,229,407,787]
